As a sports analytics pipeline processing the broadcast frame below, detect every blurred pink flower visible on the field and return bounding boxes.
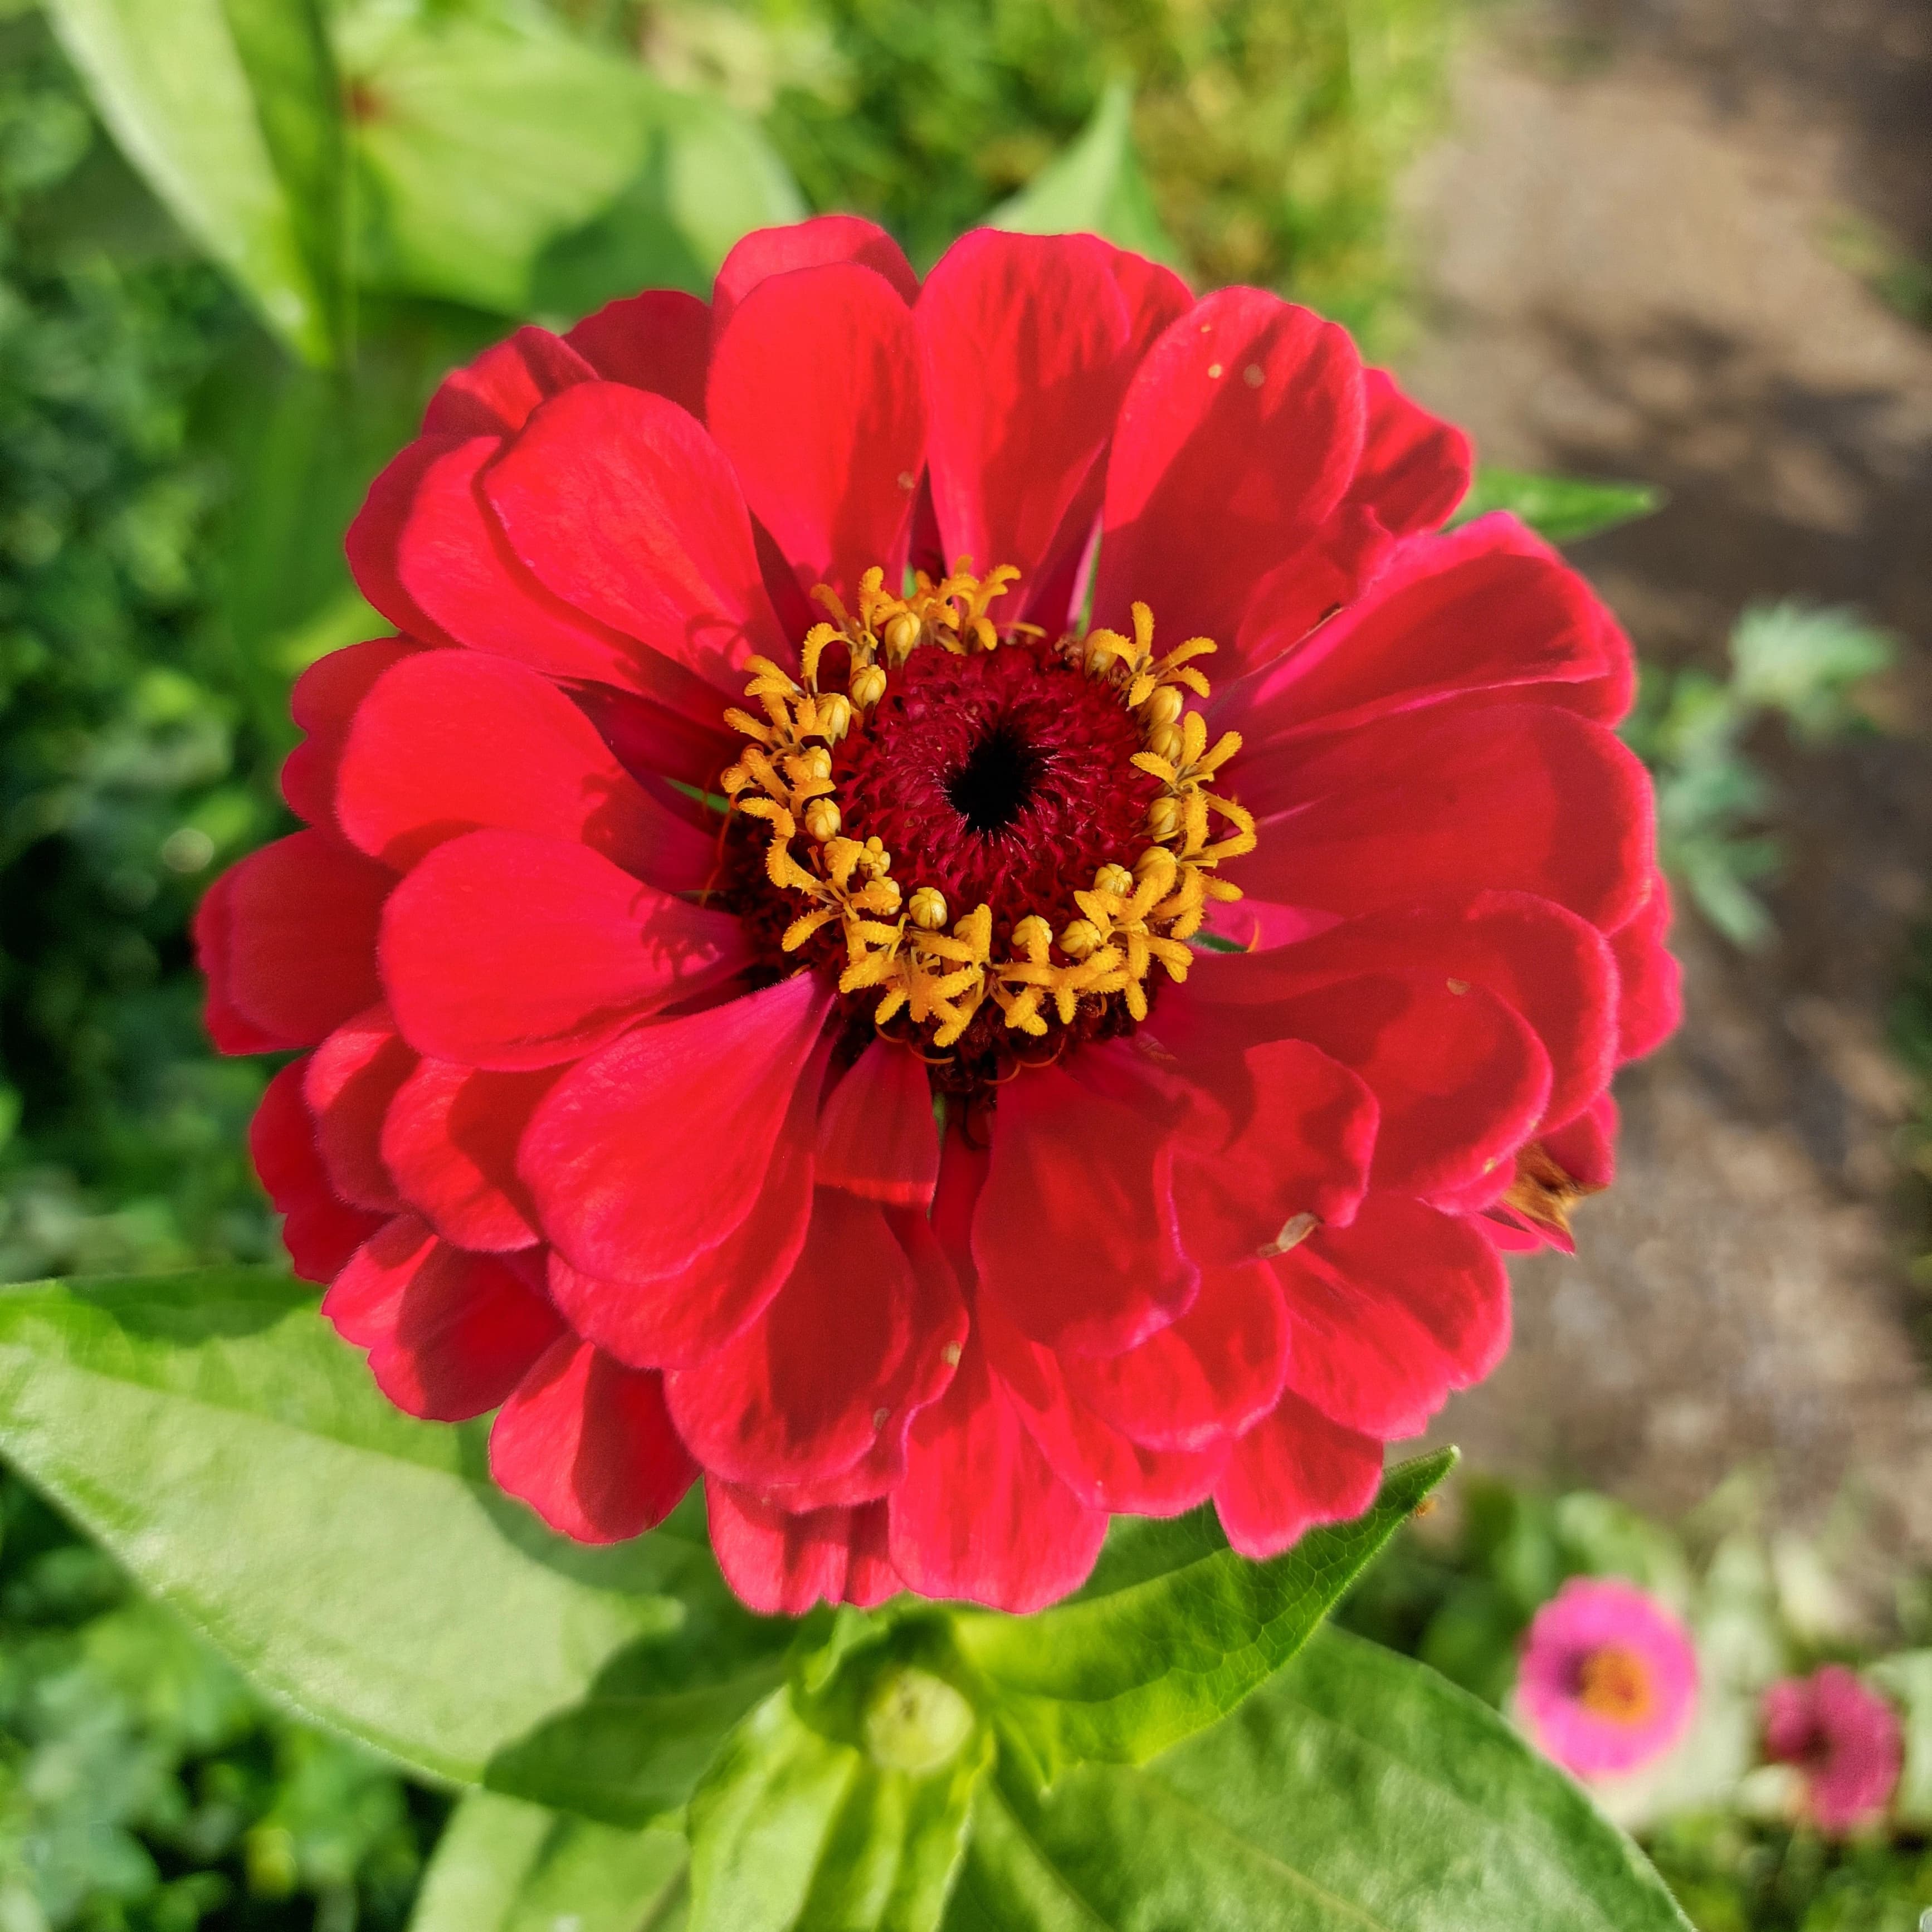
[1518,1576,1699,1778]
[1762,1666,1902,1834]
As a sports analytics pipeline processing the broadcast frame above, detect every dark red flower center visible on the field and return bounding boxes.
[832,638,1162,946]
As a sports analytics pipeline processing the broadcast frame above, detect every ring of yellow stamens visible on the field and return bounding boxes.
[719,564,1258,1053]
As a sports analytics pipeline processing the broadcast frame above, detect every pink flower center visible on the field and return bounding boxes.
[1573,1645,1657,1725]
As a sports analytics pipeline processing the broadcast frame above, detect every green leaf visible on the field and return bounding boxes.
[347,16,802,315]
[410,1789,688,1932]
[0,1269,784,1803]
[218,0,347,341]
[687,1674,994,1932]
[946,1626,1693,1932]
[1451,468,1663,545]
[43,0,336,362]
[989,80,1187,272]
[952,1450,1453,1782]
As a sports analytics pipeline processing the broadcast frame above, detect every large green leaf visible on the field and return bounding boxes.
[43,0,336,362]
[952,1451,1452,1780]
[347,15,801,314]
[687,1674,993,1932]
[0,1269,784,1801]
[989,80,1187,272]
[946,1626,1692,1931]
[1450,468,1663,545]
[409,1789,688,1932]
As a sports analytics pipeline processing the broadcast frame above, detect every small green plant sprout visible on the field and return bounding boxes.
[1621,601,1896,950]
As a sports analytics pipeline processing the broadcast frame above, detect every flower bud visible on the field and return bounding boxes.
[1012,913,1053,955]
[1148,721,1184,763]
[815,692,855,742]
[850,663,888,709]
[884,612,920,661]
[1060,918,1102,960]
[1148,797,1182,841]
[1144,685,1184,728]
[803,797,841,842]
[1093,863,1134,898]
[908,886,949,930]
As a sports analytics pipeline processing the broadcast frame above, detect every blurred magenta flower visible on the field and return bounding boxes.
[1518,1576,1699,1778]
[1762,1665,1902,1834]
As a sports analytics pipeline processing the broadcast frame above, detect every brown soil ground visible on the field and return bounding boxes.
[1398,0,1932,1562]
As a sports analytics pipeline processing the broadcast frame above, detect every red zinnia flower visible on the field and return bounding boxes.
[197,218,1678,1614]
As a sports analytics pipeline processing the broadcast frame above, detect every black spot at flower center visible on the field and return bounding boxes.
[945,721,1043,834]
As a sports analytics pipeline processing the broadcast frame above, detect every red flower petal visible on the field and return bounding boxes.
[304,1006,416,1213]
[713,214,919,326]
[197,832,391,1052]
[521,973,833,1287]
[1228,520,1630,761]
[1274,1194,1509,1438]
[1543,1094,1617,1191]
[1062,1261,1291,1453]
[1095,287,1364,646]
[708,262,925,604]
[1344,367,1472,539]
[978,1294,1227,1515]
[1167,1037,1378,1267]
[490,1337,695,1543]
[569,681,738,794]
[887,1326,1108,1611]
[1181,894,1619,1135]
[250,1061,384,1282]
[1247,972,1552,1200]
[1227,504,1394,671]
[484,382,786,686]
[380,828,749,1070]
[1611,872,1681,1062]
[564,289,711,418]
[707,1487,898,1615]
[665,1189,964,1500]
[1102,245,1193,362]
[1231,704,1656,936]
[1213,1392,1384,1560]
[540,1027,827,1370]
[919,230,1133,591]
[194,869,286,1056]
[380,1058,557,1252]
[973,1047,1196,1356]
[814,1038,940,1207]
[421,326,596,438]
[349,435,686,703]
[335,650,716,888]
[323,1216,563,1422]
[282,637,419,827]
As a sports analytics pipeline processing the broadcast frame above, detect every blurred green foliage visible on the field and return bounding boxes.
[1621,602,1896,952]
[634,0,1463,338]
[0,16,279,1285]
[0,1470,441,1931]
